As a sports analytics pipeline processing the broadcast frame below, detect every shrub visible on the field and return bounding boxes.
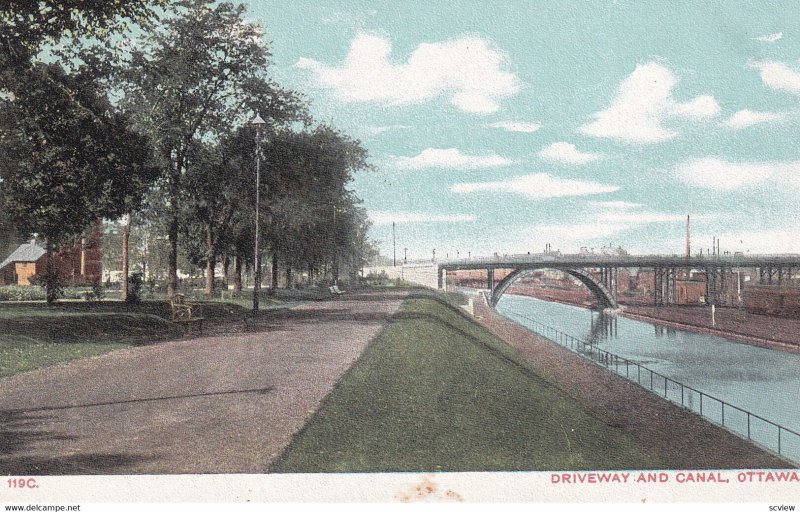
[28,273,63,302]
[126,272,143,304]
[0,285,47,301]
[86,279,105,301]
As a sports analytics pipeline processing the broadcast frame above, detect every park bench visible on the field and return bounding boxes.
[169,293,204,334]
[329,285,345,296]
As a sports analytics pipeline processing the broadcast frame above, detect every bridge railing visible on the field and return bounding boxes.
[505,309,800,465]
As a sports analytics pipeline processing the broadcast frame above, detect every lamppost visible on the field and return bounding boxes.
[332,204,339,286]
[404,247,407,264]
[251,113,266,312]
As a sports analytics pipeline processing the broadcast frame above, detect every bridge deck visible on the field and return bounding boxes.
[439,254,800,271]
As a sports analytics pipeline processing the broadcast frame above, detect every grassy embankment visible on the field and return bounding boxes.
[272,292,664,472]
[0,297,270,378]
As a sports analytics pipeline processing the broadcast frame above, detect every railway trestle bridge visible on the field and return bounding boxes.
[436,254,800,308]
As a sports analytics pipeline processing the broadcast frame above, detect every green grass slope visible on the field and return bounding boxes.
[271,294,662,472]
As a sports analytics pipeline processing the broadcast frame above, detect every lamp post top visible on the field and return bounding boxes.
[251,113,266,126]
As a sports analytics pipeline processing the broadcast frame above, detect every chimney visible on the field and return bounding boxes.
[685,215,690,258]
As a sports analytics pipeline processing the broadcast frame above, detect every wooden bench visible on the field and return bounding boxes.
[169,293,205,334]
[329,285,345,296]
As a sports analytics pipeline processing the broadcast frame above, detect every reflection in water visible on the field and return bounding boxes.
[653,324,677,338]
[496,294,800,433]
[588,311,618,343]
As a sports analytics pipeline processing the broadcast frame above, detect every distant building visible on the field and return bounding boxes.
[0,231,102,287]
[0,241,45,286]
[744,285,800,319]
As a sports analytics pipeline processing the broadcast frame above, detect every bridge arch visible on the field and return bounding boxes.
[489,267,618,309]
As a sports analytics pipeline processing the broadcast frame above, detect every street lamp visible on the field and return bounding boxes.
[251,113,266,312]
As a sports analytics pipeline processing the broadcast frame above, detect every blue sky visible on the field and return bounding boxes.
[245,0,800,259]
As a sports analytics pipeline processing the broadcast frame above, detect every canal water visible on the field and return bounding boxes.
[493,293,800,463]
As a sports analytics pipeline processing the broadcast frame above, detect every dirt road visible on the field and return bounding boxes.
[0,290,406,474]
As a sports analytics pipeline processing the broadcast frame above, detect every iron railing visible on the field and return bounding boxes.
[505,310,800,465]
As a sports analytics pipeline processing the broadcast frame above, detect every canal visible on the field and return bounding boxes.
[493,293,800,464]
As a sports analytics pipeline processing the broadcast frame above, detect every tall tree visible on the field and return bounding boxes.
[118,0,306,297]
[179,141,245,295]
[260,126,372,283]
[0,61,158,302]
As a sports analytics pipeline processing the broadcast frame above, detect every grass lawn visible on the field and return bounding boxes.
[0,299,254,378]
[271,294,664,472]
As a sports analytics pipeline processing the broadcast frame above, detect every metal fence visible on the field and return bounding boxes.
[506,310,800,465]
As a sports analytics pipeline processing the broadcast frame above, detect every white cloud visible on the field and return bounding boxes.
[362,125,412,137]
[749,60,800,94]
[369,212,477,225]
[597,211,687,224]
[579,62,720,143]
[589,200,643,209]
[533,223,627,241]
[392,148,515,170]
[538,142,603,165]
[674,157,800,190]
[487,121,541,133]
[723,109,784,129]
[668,95,721,118]
[295,32,520,114]
[449,173,619,198]
[710,229,800,254]
[755,32,783,43]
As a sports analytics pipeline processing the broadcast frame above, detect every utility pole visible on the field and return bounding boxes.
[392,221,396,267]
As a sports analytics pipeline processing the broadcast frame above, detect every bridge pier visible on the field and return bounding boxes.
[599,266,618,302]
[437,266,445,290]
[705,266,732,306]
[758,266,796,286]
[654,267,676,306]
[487,269,495,291]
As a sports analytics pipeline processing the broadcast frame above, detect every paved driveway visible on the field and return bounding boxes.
[0,290,407,474]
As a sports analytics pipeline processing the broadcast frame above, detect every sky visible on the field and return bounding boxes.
[244,0,800,259]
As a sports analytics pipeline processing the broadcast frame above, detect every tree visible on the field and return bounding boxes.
[260,126,372,285]
[0,61,158,302]
[0,0,166,302]
[117,0,306,297]
[179,141,245,295]
[1,0,168,71]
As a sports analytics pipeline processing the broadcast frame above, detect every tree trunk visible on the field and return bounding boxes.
[271,252,278,292]
[44,240,58,305]
[233,254,242,293]
[222,254,230,290]
[167,214,178,298]
[333,248,339,285]
[166,152,181,298]
[204,226,214,295]
[120,215,130,302]
[285,265,293,289]
[205,257,215,295]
